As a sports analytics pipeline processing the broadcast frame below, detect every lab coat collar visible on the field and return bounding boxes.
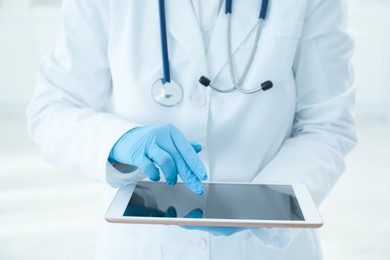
[207,1,262,82]
[165,0,208,74]
[165,0,260,79]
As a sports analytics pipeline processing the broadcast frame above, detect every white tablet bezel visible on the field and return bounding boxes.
[105,182,323,228]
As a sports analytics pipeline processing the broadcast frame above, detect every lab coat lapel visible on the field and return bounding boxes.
[165,0,207,74]
[207,0,261,80]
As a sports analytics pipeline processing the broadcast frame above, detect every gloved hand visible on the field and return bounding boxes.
[109,124,208,194]
[180,208,252,236]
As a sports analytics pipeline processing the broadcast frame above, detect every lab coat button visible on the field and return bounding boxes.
[195,238,208,249]
[191,94,207,107]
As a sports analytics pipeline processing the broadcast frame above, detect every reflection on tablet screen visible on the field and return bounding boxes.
[123,182,304,221]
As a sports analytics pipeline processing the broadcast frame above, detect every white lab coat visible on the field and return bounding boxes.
[27,0,357,259]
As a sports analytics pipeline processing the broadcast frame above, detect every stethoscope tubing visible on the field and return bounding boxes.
[259,0,269,19]
[226,16,264,94]
[158,0,171,84]
[225,0,233,14]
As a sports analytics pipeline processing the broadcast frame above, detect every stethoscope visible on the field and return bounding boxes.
[152,0,274,107]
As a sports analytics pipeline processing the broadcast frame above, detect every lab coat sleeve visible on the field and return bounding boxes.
[26,0,142,185]
[251,0,357,248]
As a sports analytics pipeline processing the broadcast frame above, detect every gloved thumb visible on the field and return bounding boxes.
[190,141,202,153]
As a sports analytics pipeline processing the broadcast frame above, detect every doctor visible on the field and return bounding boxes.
[27,0,356,259]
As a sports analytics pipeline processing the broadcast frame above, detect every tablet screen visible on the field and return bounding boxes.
[123,182,304,221]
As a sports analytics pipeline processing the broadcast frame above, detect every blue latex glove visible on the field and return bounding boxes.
[181,209,252,236]
[109,124,208,194]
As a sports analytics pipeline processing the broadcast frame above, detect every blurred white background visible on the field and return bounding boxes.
[0,0,389,259]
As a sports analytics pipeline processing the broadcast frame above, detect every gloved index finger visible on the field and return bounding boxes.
[170,128,208,181]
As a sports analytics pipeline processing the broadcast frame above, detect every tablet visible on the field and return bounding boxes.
[105,182,323,228]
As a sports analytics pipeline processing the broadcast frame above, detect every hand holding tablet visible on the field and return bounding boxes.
[121,200,251,236]
[105,182,323,229]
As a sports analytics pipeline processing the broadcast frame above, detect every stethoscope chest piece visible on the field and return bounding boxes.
[152,79,183,107]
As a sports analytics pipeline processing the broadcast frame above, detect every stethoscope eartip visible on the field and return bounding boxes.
[199,76,211,87]
[261,80,273,91]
